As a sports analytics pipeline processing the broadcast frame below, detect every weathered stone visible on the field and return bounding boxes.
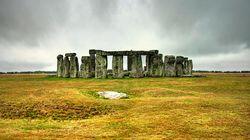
[163,55,176,77]
[145,55,151,73]
[187,60,193,75]
[149,50,159,54]
[95,52,107,78]
[130,54,143,78]
[63,56,70,78]
[65,53,76,57]
[69,55,79,78]
[58,49,193,78]
[175,56,184,77]
[89,54,95,77]
[80,56,91,78]
[89,49,158,56]
[127,55,132,71]
[148,54,163,77]
[57,54,64,77]
[183,57,189,75]
[112,55,124,78]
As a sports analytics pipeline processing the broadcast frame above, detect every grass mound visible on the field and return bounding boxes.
[0,101,113,120]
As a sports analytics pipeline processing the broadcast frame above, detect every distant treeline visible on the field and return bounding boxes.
[194,70,250,73]
[0,71,56,74]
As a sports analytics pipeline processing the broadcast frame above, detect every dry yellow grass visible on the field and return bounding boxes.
[0,73,249,139]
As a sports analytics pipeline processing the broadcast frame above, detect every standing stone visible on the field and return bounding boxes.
[127,55,132,71]
[95,51,107,78]
[67,54,79,78]
[183,57,189,75]
[175,56,184,77]
[130,54,143,78]
[148,54,163,77]
[163,55,176,77]
[145,55,151,73]
[63,56,70,78]
[80,56,91,78]
[57,54,64,77]
[89,52,96,77]
[112,55,124,78]
[187,60,193,75]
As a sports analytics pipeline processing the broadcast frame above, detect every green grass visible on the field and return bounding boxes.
[0,73,249,139]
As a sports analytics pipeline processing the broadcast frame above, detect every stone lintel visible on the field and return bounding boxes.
[65,53,76,57]
[89,49,159,56]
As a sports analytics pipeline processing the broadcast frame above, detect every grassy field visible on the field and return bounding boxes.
[0,73,249,139]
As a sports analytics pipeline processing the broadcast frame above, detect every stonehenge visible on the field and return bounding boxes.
[57,49,193,78]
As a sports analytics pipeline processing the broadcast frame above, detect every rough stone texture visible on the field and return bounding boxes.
[187,60,193,75]
[175,56,184,77]
[149,50,159,54]
[80,56,91,78]
[69,55,79,78]
[145,55,151,73]
[127,55,132,71]
[65,53,76,57]
[130,54,143,78]
[183,57,189,75]
[163,55,176,77]
[95,52,107,78]
[89,50,96,77]
[63,56,70,78]
[97,91,128,99]
[57,54,64,77]
[57,49,193,78]
[149,54,163,77]
[112,55,124,78]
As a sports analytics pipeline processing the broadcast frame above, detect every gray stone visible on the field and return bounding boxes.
[175,56,184,77]
[80,56,91,78]
[149,54,163,77]
[57,54,64,77]
[183,57,189,75]
[145,55,151,73]
[95,52,107,78]
[69,55,79,78]
[57,49,194,78]
[187,60,193,75]
[89,49,158,56]
[89,53,96,77]
[127,55,132,71]
[112,55,124,78]
[130,54,143,78]
[63,56,70,78]
[97,91,128,99]
[65,53,76,57]
[163,55,176,77]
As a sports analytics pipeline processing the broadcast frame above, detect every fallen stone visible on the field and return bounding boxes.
[97,91,128,99]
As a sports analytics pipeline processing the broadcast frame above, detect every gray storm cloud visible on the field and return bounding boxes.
[0,0,249,71]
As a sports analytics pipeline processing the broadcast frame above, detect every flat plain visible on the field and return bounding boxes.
[0,73,249,139]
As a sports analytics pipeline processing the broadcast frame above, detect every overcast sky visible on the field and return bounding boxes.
[0,0,249,71]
